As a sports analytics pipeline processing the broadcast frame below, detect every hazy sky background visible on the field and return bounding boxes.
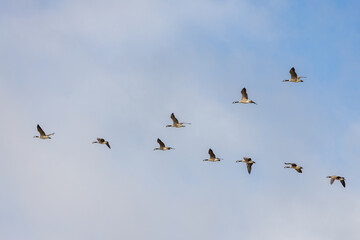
[1,0,360,239]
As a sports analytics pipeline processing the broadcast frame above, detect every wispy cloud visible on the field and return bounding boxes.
[1,0,360,239]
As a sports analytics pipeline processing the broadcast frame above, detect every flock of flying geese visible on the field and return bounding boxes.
[33,67,346,188]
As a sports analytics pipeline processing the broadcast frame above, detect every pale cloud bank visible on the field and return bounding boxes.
[0,0,360,239]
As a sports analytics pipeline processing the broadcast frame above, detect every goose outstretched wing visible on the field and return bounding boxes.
[208,148,216,158]
[37,124,46,136]
[171,113,179,124]
[247,163,253,174]
[241,88,249,100]
[289,67,298,80]
[330,176,336,184]
[157,138,165,148]
[340,179,346,188]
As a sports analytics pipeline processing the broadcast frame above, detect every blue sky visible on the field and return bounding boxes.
[1,0,360,239]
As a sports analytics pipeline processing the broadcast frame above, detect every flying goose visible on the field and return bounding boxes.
[233,88,256,104]
[153,138,174,151]
[326,175,346,188]
[236,157,255,174]
[283,67,306,83]
[33,124,54,139]
[92,138,111,149]
[166,113,191,128]
[203,148,221,162]
[284,162,303,173]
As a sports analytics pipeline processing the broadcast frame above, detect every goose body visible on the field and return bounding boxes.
[283,67,306,83]
[166,113,191,128]
[153,138,174,151]
[327,175,346,188]
[236,157,255,174]
[92,138,111,149]
[203,148,221,162]
[233,88,256,104]
[284,162,303,173]
[33,124,54,139]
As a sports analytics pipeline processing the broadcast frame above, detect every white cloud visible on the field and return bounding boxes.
[0,0,359,239]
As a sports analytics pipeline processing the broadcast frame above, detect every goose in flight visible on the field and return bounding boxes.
[153,138,174,151]
[233,88,256,104]
[284,162,303,173]
[166,113,191,128]
[92,138,111,149]
[33,124,54,139]
[326,175,346,188]
[203,148,221,162]
[283,67,306,83]
[236,157,255,174]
